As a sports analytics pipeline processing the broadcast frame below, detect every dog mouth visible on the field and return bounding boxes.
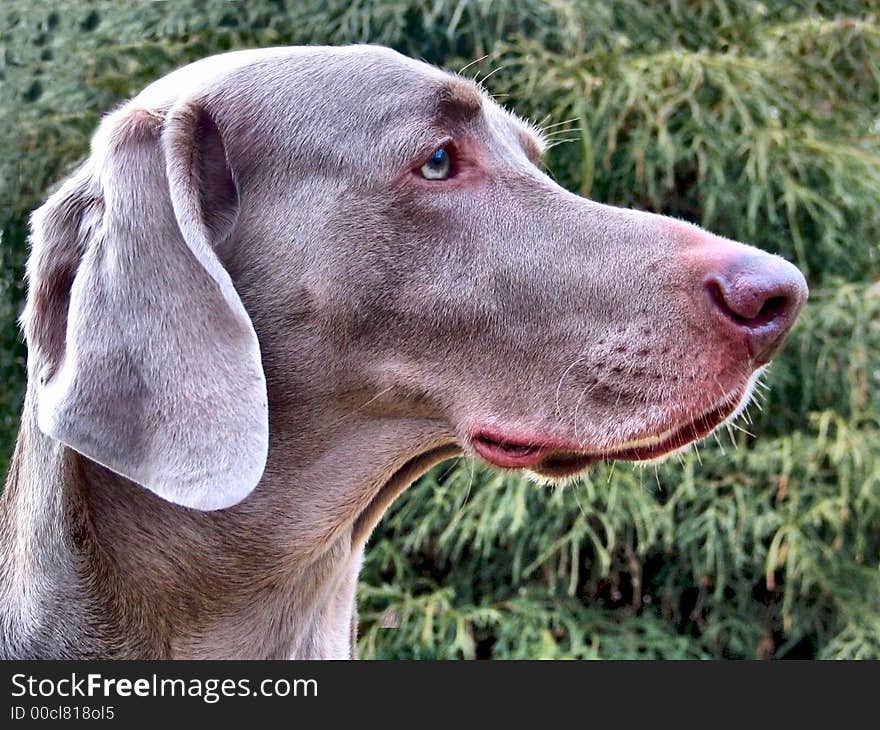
[471,388,747,478]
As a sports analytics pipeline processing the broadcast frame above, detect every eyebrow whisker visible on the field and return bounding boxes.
[540,117,579,131]
[476,65,506,86]
[544,127,582,137]
[546,138,579,149]
[457,54,489,74]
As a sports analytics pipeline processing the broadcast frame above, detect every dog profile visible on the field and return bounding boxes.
[0,45,807,659]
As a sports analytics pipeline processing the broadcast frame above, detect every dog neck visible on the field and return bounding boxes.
[0,386,457,658]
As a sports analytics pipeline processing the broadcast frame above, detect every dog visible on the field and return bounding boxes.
[0,45,807,658]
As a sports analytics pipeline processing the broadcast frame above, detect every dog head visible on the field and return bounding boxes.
[23,46,807,509]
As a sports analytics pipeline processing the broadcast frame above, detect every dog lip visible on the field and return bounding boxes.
[471,430,556,468]
[471,390,744,474]
[593,392,743,464]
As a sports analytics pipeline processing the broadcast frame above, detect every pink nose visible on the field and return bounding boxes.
[705,254,808,364]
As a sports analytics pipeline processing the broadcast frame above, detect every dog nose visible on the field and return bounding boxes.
[705,254,808,364]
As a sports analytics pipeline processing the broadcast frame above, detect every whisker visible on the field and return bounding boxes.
[439,455,463,483]
[692,441,703,465]
[729,421,756,439]
[572,384,589,446]
[725,422,738,449]
[459,457,476,510]
[573,378,605,449]
[477,65,506,86]
[543,127,582,137]
[539,117,579,130]
[572,484,589,520]
[543,132,582,142]
[331,385,396,430]
[555,348,589,423]
[458,54,489,74]
[607,460,617,483]
[534,113,553,131]
[546,138,579,149]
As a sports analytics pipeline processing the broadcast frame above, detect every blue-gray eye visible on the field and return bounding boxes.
[420,146,452,180]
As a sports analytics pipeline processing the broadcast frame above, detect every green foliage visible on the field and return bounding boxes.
[1,0,877,658]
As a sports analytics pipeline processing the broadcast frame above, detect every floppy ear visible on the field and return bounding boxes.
[25,102,268,511]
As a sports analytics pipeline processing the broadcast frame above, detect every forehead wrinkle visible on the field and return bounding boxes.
[432,76,484,124]
[420,73,545,165]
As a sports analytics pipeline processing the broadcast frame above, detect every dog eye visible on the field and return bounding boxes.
[419,146,452,180]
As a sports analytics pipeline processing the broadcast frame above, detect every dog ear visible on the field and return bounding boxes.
[24,102,268,511]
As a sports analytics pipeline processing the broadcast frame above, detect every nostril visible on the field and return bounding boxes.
[705,280,730,321]
[705,279,792,329]
[690,240,808,365]
[755,295,788,325]
[704,261,808,365]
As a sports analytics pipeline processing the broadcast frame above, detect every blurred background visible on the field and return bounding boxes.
[1,0,878,658]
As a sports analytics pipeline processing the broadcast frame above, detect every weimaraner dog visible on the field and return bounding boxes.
[0,45,807,659]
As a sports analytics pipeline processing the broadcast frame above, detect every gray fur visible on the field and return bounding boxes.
[0,45,806,659]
